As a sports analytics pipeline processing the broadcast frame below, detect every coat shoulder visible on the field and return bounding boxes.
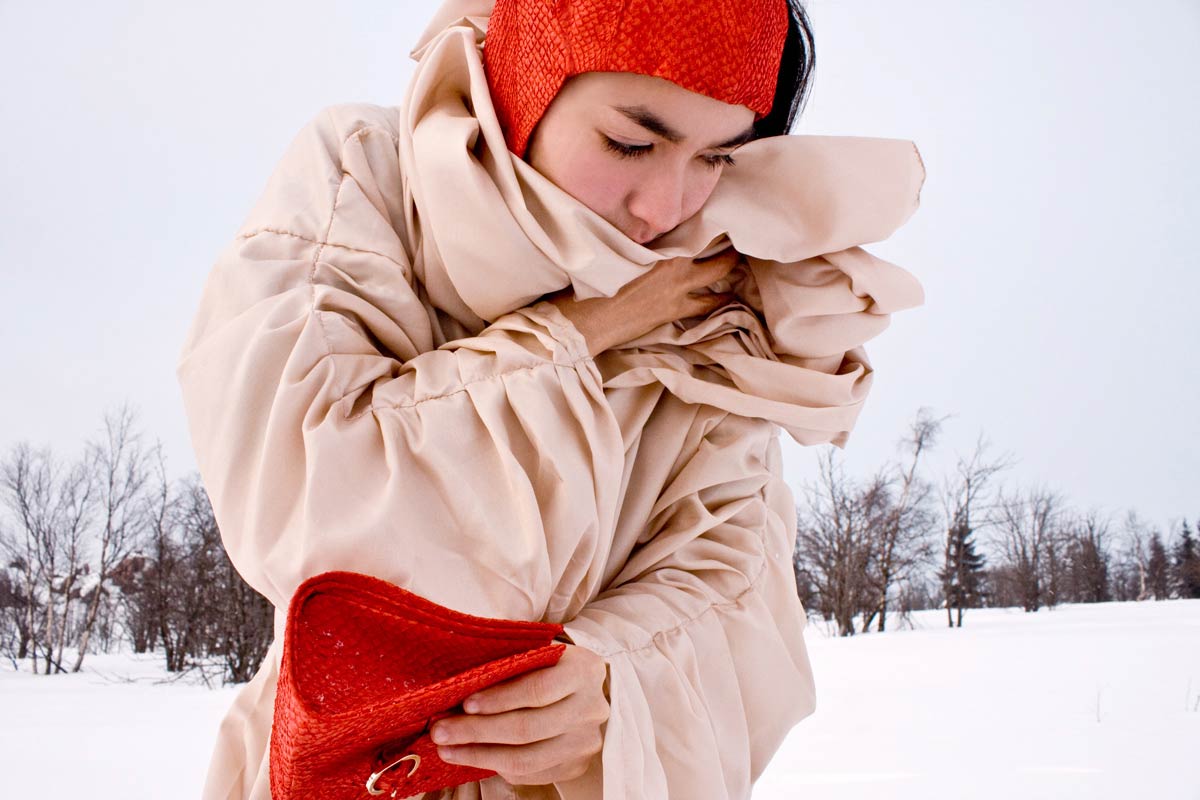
[231,101,406,241]
[304,101,403,145]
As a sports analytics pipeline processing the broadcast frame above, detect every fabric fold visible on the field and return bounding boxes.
[395,21,925,446]
[180,3,923,798]
[555,413,815,799]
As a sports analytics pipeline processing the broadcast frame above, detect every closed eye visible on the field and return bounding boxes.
[601,136,651,158]
[600,135,736,170]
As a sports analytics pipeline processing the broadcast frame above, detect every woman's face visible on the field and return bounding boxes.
[524,71,757,246]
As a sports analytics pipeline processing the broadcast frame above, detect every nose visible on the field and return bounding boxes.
[626,167,686,243]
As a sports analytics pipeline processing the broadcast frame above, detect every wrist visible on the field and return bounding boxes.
[545,295,616,357]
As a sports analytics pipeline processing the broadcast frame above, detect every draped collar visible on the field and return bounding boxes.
[397,1,926,447]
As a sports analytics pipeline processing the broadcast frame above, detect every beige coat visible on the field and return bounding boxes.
[177,3,925,798]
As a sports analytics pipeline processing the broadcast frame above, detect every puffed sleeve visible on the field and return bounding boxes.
[554,411,815,800]
[176,103,624,619]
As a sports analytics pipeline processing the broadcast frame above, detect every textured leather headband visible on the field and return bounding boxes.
[482,0,789,158]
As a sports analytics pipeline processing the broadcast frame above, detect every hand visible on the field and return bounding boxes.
[430,642,610,786]
[542,248,742,357]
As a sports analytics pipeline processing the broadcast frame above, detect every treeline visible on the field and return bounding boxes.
[0,404,271,682]
[791,408,1200,636]
[3,403,1198,680]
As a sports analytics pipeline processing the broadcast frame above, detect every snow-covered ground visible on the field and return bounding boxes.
[1,650,239,796]
[3,600,1198,798]
[761,600,1200,799]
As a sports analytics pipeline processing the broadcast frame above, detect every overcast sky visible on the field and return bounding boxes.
[1,1,1196,542]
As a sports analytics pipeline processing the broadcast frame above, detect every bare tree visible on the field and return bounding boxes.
[0,509,35,661]
[1112,510,1159,601]
[990,485,1066,612]
[0,566,21,668]
[794,447,874,636]
[0,443,96,673]
[937,433,1012,625]
[161,471,272,682]
[0,444,54,671]
[110,444,176,656]
[1061,509,1112,603]
[1,403,274,682]
[106,455,206,672]
[858,408,943,633]
[72,403,151,671]
[1042,519,1066,609]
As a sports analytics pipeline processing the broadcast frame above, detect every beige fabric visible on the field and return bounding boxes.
[178,4,924,799]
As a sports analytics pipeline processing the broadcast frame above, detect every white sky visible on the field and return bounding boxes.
[1,1,1196,541]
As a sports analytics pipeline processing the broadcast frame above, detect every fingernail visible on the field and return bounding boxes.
[464,699,480,713]
[439,746,459,762]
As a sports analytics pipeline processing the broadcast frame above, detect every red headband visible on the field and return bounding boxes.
[482,0,790,159]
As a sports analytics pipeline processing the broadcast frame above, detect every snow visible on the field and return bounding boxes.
[0,653,239,797]
[759,600,1200,799]
[2,600,1198,798]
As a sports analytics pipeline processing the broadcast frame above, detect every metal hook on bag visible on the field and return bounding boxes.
[365,713,435,796]
[365,754,421,796]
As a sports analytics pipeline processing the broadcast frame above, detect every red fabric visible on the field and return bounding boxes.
[269,571,567,799]
[483,0,790,158]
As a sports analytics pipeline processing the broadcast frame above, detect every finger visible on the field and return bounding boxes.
[438,733,575,782]
[464,664,572,714]
[684,291,735,317]
[691,250,741,286]
[696,248,740,270]
[434,696,575,746]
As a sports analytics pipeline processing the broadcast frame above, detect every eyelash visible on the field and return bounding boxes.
[601,135,736,170]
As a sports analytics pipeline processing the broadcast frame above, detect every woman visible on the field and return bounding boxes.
[177,0,926,798]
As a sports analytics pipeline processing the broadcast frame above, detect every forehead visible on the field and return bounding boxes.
[558,71,755,128]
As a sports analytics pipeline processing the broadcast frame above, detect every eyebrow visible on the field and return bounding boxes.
[610,104,757,150]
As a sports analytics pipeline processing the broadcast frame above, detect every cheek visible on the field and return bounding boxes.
[553,151,635,215]
[682,169,723,219]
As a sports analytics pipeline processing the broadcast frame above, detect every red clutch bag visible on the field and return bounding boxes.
[269,571,567,799]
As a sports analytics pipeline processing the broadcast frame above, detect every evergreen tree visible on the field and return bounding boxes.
[1147,533,1171,600]
[939,516,986,627]
[1172,520,1200,599]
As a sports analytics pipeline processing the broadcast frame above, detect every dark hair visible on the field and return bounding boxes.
[753,0,816,139]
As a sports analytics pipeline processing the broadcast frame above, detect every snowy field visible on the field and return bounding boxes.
[2,600,1198,799]
[763,600,1200,799]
